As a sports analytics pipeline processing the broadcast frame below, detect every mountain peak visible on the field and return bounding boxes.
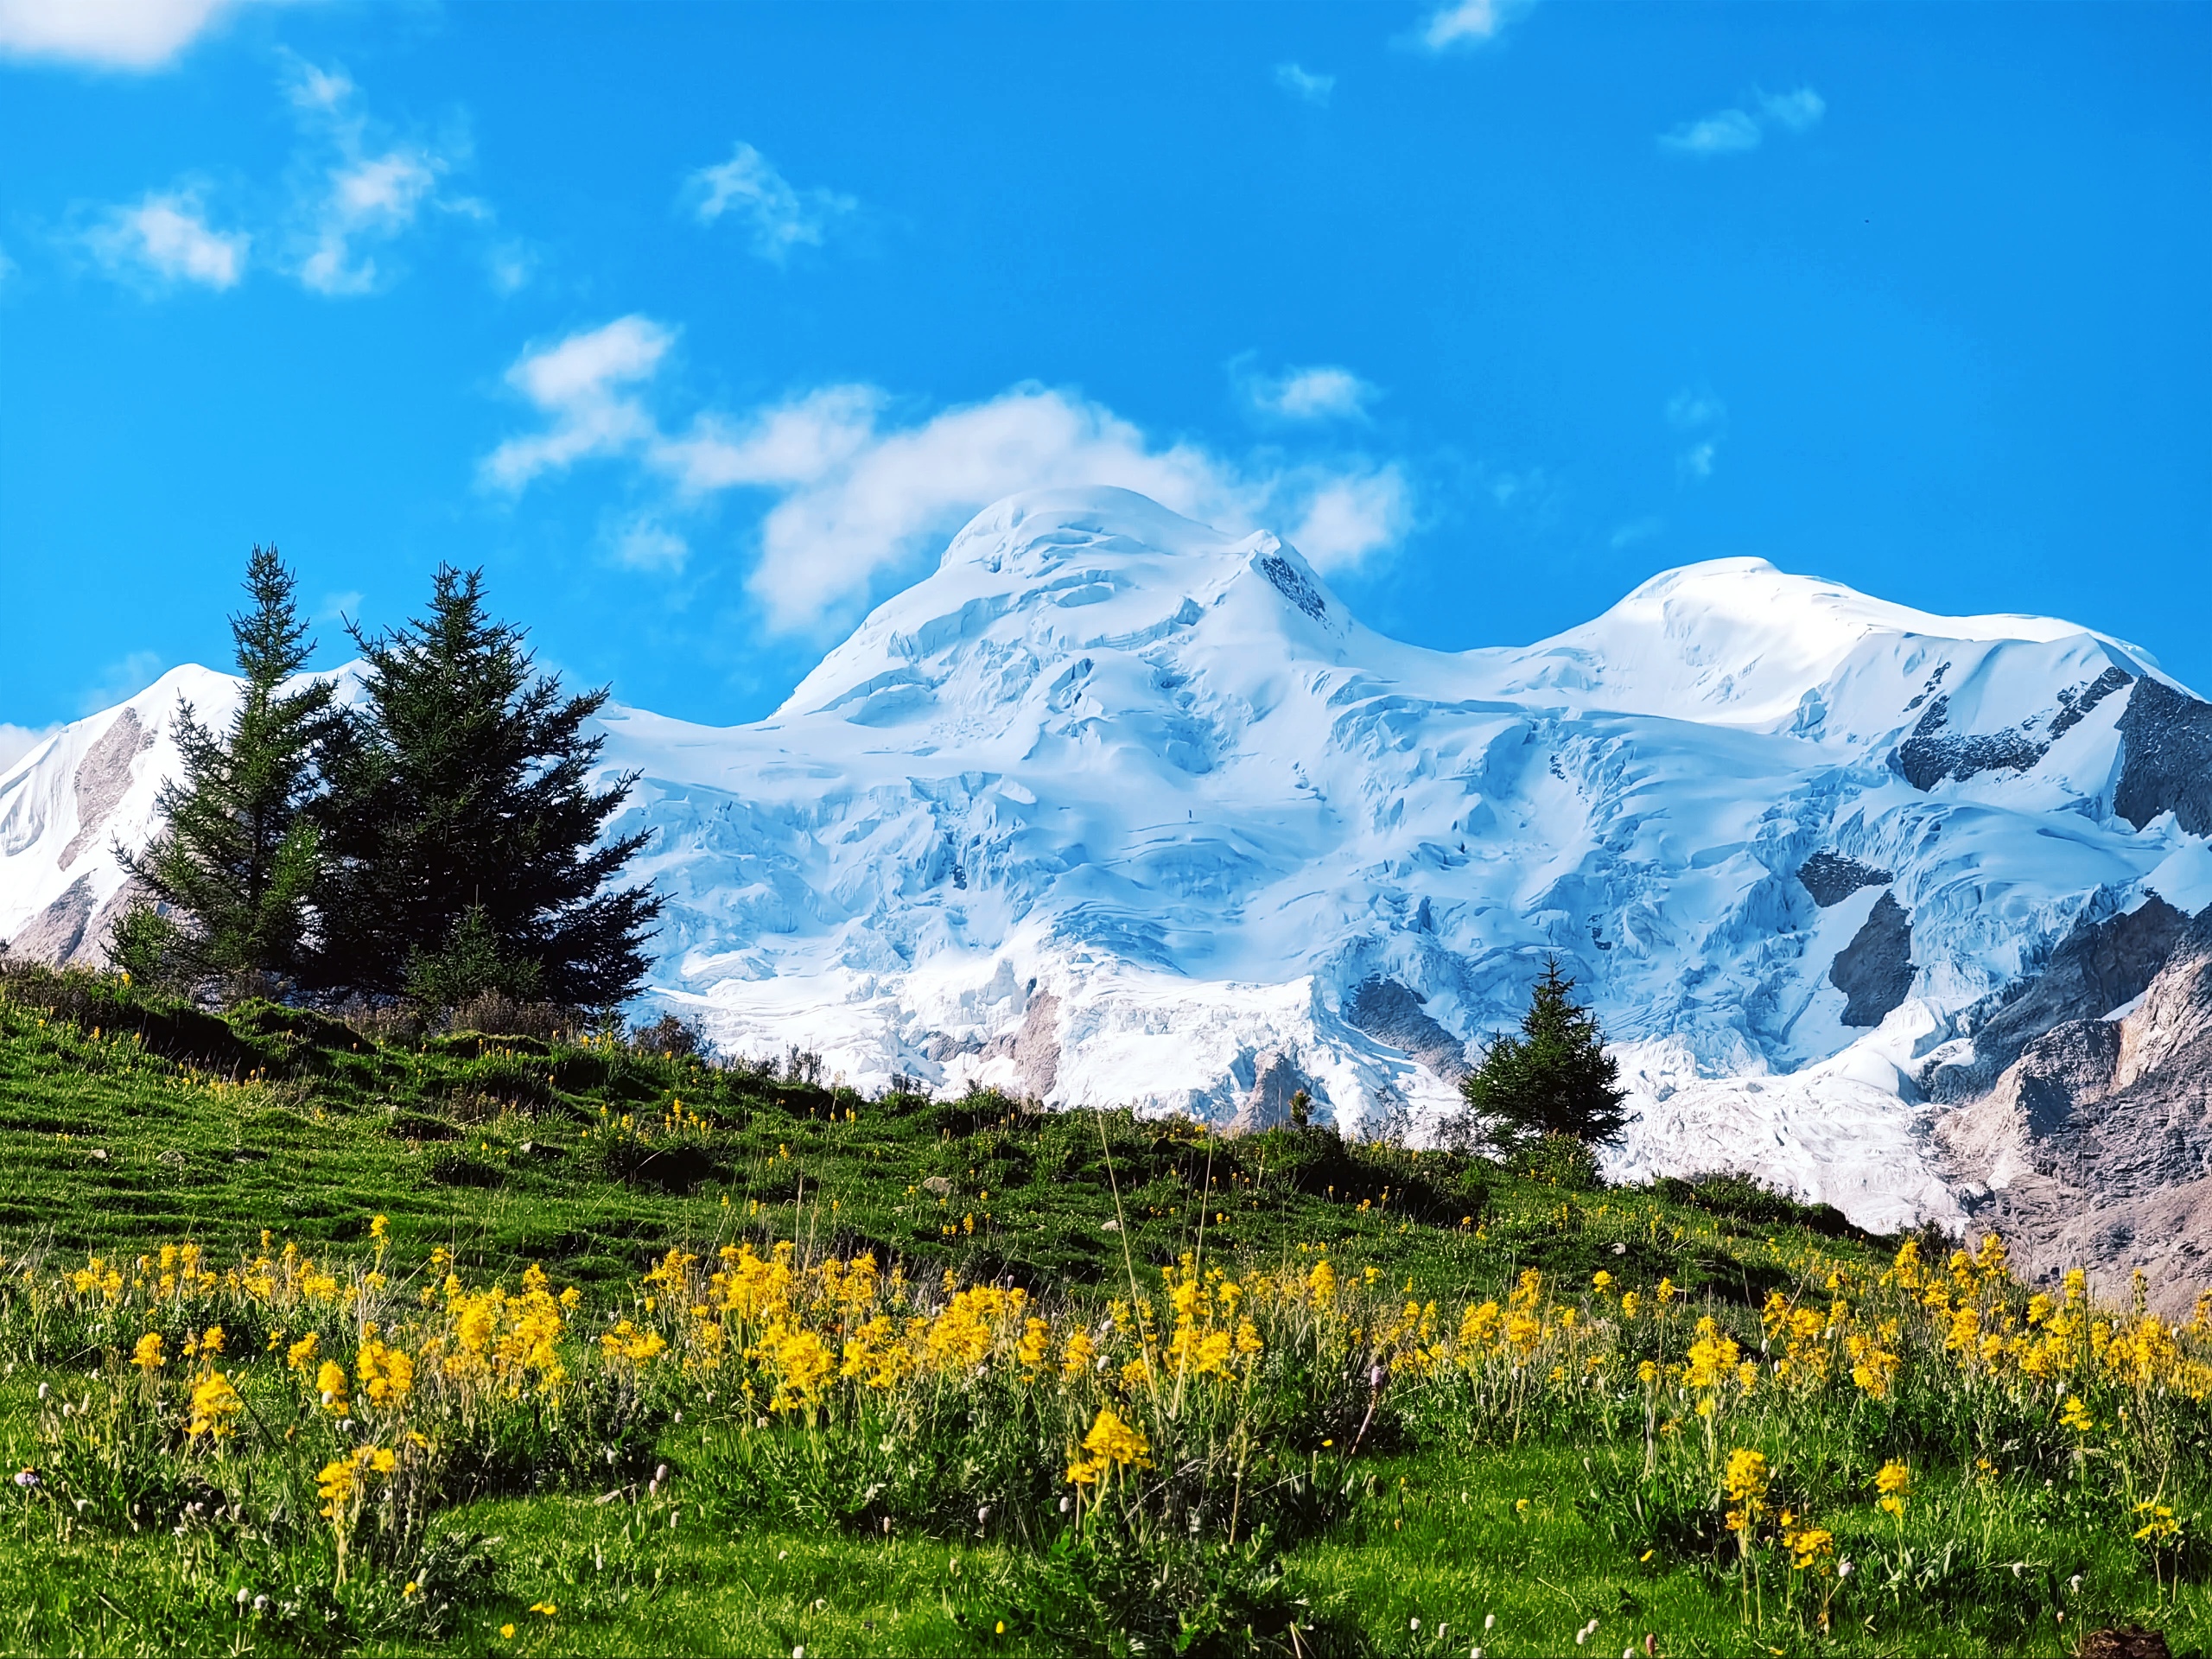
[10,488,2208,1250]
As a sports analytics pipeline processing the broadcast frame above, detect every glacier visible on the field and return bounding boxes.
[6,486,2209,1238]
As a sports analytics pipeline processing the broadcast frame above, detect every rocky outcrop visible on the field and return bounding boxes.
[57,708,150,871]
[1938,908,2212,1314]
[1891,665,2133,792]
[2114,677,2212,836]
[1005,989,1062,1100]
[1893,694,2047,790]
[1228,1047,1318,1133]
[1344,976,1471,1083]
[1924,897,2189,1103]
[1796,852,1893,908]
[9,873,98,963]
[1831,892,1914,1026]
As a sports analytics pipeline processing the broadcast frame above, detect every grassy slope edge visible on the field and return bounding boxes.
[0,968,2204,1657]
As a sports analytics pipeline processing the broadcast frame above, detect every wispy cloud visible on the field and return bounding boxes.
[69,59,501,300]
[480,314,675,491]
[1668,388,1726,481]
[1609,516,1663,550]
[1243,363,1377,423]
[85,188,247,289]
[1661,86,1826,157]
[682,142,856,264]
[1410,0,1532,54]
[0,0,284,71]
[79,650,165,715]
[484,318,1415,630]
[607,517,690,574]
[283,60,449,296]
[1759,86,1827,133]
[1274,62,1335,106]
[0,721,58,775]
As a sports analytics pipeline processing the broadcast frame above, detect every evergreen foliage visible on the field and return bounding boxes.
[1459,956,1628,1151]
[112,546,333,995]
[308,565,660,1007]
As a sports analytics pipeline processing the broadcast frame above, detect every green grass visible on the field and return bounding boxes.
[0,965,2205,1656]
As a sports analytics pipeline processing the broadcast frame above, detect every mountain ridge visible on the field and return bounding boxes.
[6,487,2210,1258]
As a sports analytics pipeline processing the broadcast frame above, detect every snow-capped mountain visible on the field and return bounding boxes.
[8,487,2212,1243]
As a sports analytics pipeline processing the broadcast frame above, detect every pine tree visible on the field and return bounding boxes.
[307,565,661,1007]
[1459,957,1628,1151]
[113,547,334,995]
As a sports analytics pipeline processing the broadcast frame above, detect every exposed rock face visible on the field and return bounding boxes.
[57,709,150,871]
[1344,976,1471,1084]
[10,873,98,963]
[1938,908,2212,1314]
[1005,989,1061,1100]
[1891,665,2133,792]
[2115,677,2212,836]
[1893,694,2048,790]
[1228,1047,1319,1133]
[1831,892,1914,1026]
[1796,852,1893,908]
[1925,897,2189,1103]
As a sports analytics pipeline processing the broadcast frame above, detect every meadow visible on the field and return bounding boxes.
[0,962,2205,1656]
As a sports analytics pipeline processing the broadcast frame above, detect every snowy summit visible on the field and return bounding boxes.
[8,488,2212,1241]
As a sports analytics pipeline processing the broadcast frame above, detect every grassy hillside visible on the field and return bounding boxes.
[0,964,2205,1656]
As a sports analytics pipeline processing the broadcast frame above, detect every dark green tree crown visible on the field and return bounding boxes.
[309,564,662,1007]
[113,544,333,995]
[1459,955,1629,1151]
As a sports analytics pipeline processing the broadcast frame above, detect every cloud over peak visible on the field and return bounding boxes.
[484,318,1415,631]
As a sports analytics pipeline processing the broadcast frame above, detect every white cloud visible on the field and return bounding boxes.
[480,315,674,491]
[1660,108,1763,156]
[1668,388,1726,482]
[609,517,689,573]
[85,188,247,288]
[316,588,363,624]
[1608,517,1663,550]
[683,142,856,264]
[1759,86,1827,133]
[1412,0,1530,54]
[279,57,452,296]
[484,319,1417,630]
[79,650,164,715]
[1274,62,1335,105]
[1246,364,1377,423]
[1285,471,1411,569]
[0,0,282,71]
[1662,86,1825,157]
[0,721,58,775]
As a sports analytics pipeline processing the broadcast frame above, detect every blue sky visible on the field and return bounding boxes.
[3,0,2208,753]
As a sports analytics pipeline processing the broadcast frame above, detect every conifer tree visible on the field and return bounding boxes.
[307,565,660,1007]
[113,546,334,995]
[1459,957,1628,1151]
